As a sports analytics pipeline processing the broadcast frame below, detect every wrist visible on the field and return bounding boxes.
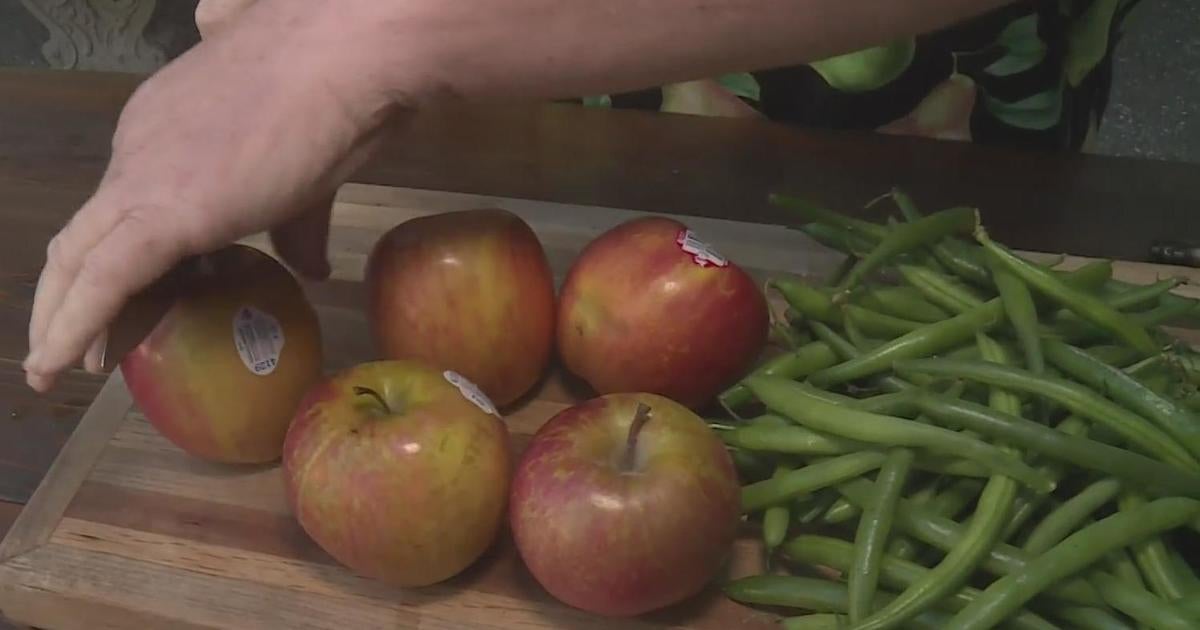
[227,0,430,121]
[302,0,440,109]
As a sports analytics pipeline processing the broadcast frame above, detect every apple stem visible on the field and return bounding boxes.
[621,403,652,472]
[353,386,392,414]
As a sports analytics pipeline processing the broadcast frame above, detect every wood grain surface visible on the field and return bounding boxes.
[2,181,1198,629]
[1,184,827,629]
[1,67,1199,628]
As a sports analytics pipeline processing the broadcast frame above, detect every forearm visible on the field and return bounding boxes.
[366,0,1008,103]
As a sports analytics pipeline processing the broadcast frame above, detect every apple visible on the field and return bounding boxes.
[557,217,769,409]
[120,243,323,464]
[365,208,557,409]
[282,359,512,588]
[509,392,741,617]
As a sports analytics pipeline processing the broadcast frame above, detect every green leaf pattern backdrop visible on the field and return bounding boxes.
[582,1,1141,152]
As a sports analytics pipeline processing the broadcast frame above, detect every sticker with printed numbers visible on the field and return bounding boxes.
[444,370,500,416]
[676,229,729,268]
[232,306,284,376]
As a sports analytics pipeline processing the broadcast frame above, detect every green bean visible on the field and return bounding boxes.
[912,392,1200,498]
[835,478,1104,606]
[897,263,987,314]
[934,239,994,287]
[719,341,841,412]
[1177,589,1200,618]
[857,285,951,323]
[1056,299,1197,345]
[853,474,1022,630]
[821,497,861,525]
[1002,415,1091,544]
[808,299,1005,388]
[885,479,944,560]
[806,321,915,393]
[1022,478,1123,554]
[799,222,877,256]
[770,319,808,349]
[842,313,875,351]
[1166,549,1200,592]
[763,465,792,554]
[799,488,842,525]
[1106,546,1148,592]
[781,614,847,630]
[770,277,841,324]
[723,575,950,630]
[843,304,923,338]
[946,497,1200,630]
[1086,344,1144,367]
[888,190,993,286]
[1120,492,1191,601]
[741,451,887,513]
[769,194,890,240]
[974,227,1160,355]
[782,535,1060,630]
[745,377,1054,492]
[913,457,992,478]
[896,358,1200,473]
[835,206,979,293]
[922,478,986,521]
[729,447,774,482]
[830,254,860,287]
[1044,338,1200,461]
[821,467,947,529]
[851,390,923,416]
[1055,259,1116,294]
[849,448,914,622]
[721,423,864,456]
[849,333,1024,630]
[989,256,1045,376]
[1050,606,1136,630]
[1091,572,1196,630]
[1105,276,1188,311]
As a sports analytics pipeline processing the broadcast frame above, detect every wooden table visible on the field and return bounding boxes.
[1,67,1198,626]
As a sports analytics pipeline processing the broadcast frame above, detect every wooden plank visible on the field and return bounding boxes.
[3,67,1200,264]
[0,373,131,562]
[0,359,107,504]
[0,543,422,630]
[0,503,21,541]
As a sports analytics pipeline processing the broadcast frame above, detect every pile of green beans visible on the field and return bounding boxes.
[717,191,1200,630]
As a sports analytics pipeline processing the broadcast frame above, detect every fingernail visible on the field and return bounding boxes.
[26,370,51,393]
[23,349,40,371]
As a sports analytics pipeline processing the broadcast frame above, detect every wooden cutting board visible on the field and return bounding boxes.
[1,184,1196,630]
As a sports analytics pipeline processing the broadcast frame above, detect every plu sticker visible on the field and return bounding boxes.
[676,229,729,268]
[444,370,500,417]
[232,305,285,376]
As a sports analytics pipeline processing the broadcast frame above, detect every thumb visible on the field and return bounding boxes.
[269,193,334,280]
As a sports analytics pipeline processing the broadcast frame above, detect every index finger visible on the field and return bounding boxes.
[25,212,191,391]
[27,192,126,360]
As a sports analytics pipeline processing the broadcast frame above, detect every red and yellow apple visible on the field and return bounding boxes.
[120,244,323,464]
[509,392,741,617]
[556,217,769,409]
[282,359,512,588]
[365,208,557,409]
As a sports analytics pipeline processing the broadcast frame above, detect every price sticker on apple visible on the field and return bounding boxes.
[232,305,285,376]
[675,229,728,268]
[444,370,500,417]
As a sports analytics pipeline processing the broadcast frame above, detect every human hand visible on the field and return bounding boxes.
[23,0,400,392]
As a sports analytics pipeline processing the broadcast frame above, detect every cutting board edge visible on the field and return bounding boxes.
[0,370,132,564]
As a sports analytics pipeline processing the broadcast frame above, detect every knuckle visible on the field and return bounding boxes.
[44,234,71,270]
